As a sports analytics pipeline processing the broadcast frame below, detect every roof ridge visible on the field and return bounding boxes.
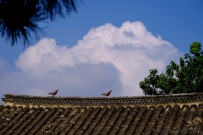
[2,92,203,108]
[3,92,203,99]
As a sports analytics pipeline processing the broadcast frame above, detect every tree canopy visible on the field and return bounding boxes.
[0,0,81,45]
[139,42,203,95]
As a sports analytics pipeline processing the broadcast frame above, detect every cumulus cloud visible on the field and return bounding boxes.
[0,21,183,98]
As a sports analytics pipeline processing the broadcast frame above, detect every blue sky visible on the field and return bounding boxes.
[0,0,202,99]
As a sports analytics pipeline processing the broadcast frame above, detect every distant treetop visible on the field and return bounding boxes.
[139,42,203,95]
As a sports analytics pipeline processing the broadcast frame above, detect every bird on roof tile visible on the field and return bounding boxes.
[48,89,58,96]
[102,90,112,97]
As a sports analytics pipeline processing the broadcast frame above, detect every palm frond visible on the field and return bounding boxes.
[0,0,80,46]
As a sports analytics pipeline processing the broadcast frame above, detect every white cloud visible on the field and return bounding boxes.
[0,21,183,98]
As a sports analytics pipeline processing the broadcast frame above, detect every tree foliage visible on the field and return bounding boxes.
[0,0,81,45]
[139,42,203,95]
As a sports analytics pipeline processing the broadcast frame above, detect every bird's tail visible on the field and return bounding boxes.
[102,93,105,95]
[48,93,51,94]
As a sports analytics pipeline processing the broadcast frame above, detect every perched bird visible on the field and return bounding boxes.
[48,89,58,96]
[102,90,112,97]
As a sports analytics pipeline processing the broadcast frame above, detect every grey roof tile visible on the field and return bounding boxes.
[1,93,203,134]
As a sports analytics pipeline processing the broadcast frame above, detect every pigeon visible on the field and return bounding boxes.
[48,89,58,96]
[102,90,112,97]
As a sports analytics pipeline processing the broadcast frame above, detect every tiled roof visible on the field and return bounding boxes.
[0,93,203,134]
